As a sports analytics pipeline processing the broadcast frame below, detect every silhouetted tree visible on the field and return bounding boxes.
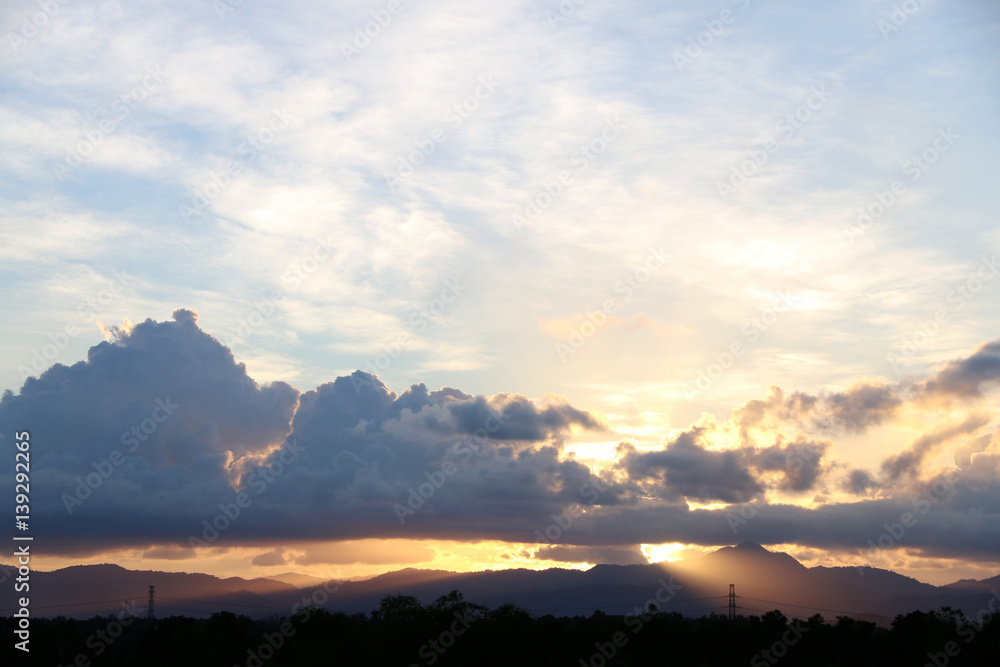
[4,600,998,667]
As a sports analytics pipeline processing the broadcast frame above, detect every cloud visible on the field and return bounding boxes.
[618,428,764,504]
[290,541,435,566]
[141,545,197,561]
[817,382,904,433]
[734,381,902,438]
[842,468,878,495]
[617,428,831,504]
[251,547,288,567]
[534,544,647,566]
[445,392,606,442]
[751,437,830,493]
[539,313,694,341]
[565,483,1000,561]
[731,338,1000,450]
[880,414,990,482]
[921,339,1000,398]
[954,432,994,469]
[0,308,299,467]
[0,311,617,555]
[0,311,996,568]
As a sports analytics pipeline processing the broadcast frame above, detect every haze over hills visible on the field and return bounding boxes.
[267,571,333,589]
[4,544,998,625]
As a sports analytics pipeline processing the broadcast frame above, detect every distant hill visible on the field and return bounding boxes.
[267,572,330,589]
[3,543,997,625]
[0,562,305,619]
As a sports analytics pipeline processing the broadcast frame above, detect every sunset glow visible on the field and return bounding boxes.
[2,0,999,602]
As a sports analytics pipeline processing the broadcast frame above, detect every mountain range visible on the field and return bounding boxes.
[3,543,997,626]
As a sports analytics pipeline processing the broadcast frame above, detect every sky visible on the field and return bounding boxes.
[1,0,999,587]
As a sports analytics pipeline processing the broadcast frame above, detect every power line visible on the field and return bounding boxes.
[673,605,730,615]
[51,609,138,620]
[0,597,293,618]
[738,595,885,619]
[524,588,893,621]
[525,595,728,615]
[0,597,135,612]
[0,586,896,622]
[159,596,299,612]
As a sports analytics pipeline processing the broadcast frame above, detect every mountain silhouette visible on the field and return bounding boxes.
[3,543,995,625]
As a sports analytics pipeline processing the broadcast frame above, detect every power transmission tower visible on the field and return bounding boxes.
[728,584,736,620]
[147,585,155,620]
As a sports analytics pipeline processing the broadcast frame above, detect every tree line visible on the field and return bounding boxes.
[3,590,998,666]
